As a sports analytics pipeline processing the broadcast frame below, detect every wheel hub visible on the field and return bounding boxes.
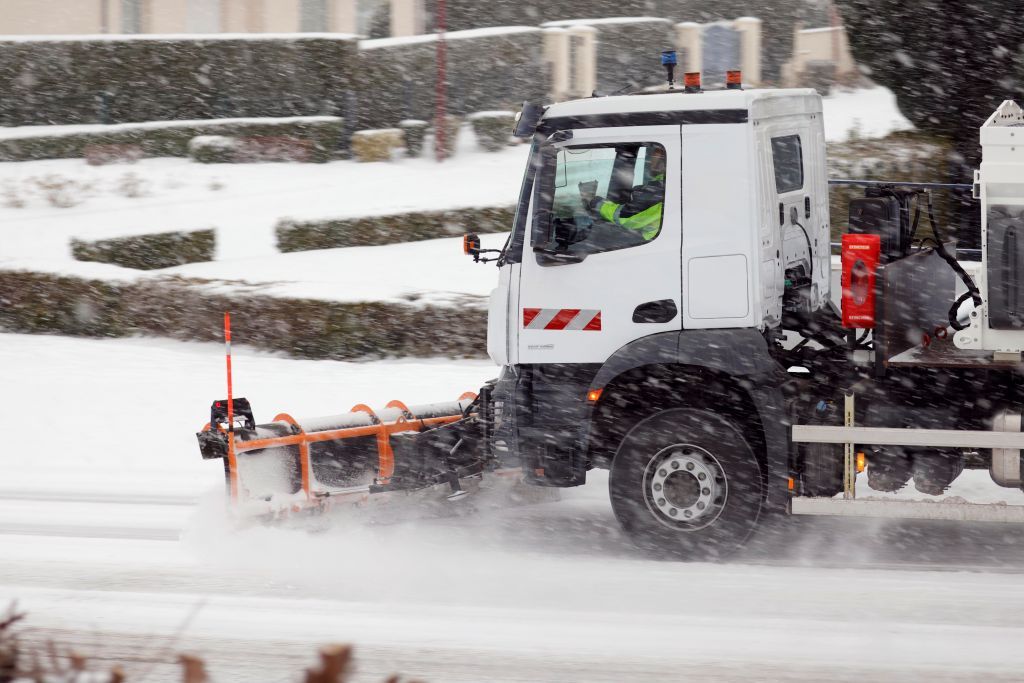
[644,445,727,530]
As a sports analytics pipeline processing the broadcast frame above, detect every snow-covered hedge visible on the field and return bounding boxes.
[71,229,216,271]
[0,116,344,162]
[354,27,548,130]
[400,120,429,157]
[188,135,239,164]
[468,111,515,152]
[276,205,515,252]
[0,271,487,360]
[0,35,356,127]
[826,134,949,244]
[0,29,537,135]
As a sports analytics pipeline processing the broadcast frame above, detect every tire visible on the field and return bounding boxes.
[866,446,913,492]
[609,408,763,560]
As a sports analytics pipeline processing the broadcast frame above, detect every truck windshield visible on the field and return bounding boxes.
[532,142,666,256]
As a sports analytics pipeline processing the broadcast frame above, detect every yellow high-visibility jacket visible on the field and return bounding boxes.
[589,176,664,241]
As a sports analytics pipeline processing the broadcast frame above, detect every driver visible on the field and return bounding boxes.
[579,145,666,241]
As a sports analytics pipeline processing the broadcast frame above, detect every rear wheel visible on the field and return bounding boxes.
[609,409,763,560]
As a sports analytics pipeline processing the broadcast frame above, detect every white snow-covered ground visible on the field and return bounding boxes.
[3,333,1024,682]
[822,86,913,142]
[1,231,509,307]
[156,232,510,305]
[0,126,528,264]
[0,334,495,499]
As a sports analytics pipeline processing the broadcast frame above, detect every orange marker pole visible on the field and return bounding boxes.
[224,312,238,500]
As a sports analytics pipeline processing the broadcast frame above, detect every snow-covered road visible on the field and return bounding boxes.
[4,333,1024,682]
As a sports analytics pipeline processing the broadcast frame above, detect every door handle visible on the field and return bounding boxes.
[632,299,678,324]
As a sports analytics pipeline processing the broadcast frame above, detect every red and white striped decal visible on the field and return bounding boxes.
[522,308,601,331]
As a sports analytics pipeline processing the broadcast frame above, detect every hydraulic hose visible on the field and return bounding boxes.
[791,212,814,281]
[949,291,974,330]
[924,193,982,331]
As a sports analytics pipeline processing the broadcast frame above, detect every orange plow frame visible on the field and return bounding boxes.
[202,392,478,509]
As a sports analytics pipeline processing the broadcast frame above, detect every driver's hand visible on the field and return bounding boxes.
[578,180,597,203]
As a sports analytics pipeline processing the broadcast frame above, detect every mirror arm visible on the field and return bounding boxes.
[471,248,503,264]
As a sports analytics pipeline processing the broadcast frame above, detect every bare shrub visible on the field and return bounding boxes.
[115,171,149,199]
[31,174,92,209]
[0,603,25,682]
[1,181,25,209]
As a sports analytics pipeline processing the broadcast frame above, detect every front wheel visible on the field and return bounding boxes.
[609,409,763,560]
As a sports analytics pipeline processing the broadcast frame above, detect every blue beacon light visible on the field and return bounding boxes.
[661,50,677,88]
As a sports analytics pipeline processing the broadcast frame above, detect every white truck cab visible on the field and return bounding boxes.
[488,87,830,367]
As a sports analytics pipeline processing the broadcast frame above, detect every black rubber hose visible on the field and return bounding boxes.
[924,193,982,330]
[792,218,814,281]
[948,291,974,331]
[907,192,922,245]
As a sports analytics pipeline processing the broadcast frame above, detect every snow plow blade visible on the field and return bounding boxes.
[197,391,497,515]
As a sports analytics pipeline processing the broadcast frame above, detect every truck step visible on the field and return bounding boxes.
[791,497,1024,523]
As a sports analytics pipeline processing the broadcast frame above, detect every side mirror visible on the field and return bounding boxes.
[513,101,545,139]
[463,233,503,264]
[463,233,481,259]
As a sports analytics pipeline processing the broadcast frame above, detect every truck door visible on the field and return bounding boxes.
[766,124,827,311]
[516,125,682,365]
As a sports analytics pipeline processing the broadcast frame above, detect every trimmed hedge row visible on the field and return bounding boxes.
[468,111,516,152]
[0,116,344,162]
[277,205,515,252]
[826,133,949,243]
[0,36,356,127]
[0,271,487,360]
[71,229,216,270]
[0,30,541,133]
[354,28,549,130]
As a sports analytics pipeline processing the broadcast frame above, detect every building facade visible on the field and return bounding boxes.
[0,0,414,37]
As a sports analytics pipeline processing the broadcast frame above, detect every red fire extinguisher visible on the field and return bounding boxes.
[841,233,881,328]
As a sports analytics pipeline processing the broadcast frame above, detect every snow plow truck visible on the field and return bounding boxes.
[198,66,1024,559]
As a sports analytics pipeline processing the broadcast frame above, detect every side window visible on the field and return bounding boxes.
[771,134,803,194]
[532,142,666,258]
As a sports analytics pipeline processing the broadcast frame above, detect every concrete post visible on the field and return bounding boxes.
[833,26,856,77]
[390,0,424,37]
[782,20,806,87]
[567,25,596,99]
[544,28,570,102]
[331,0,356,33]
[675,22,701,75]
[734,16,762,86]
[185,0,222,32]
